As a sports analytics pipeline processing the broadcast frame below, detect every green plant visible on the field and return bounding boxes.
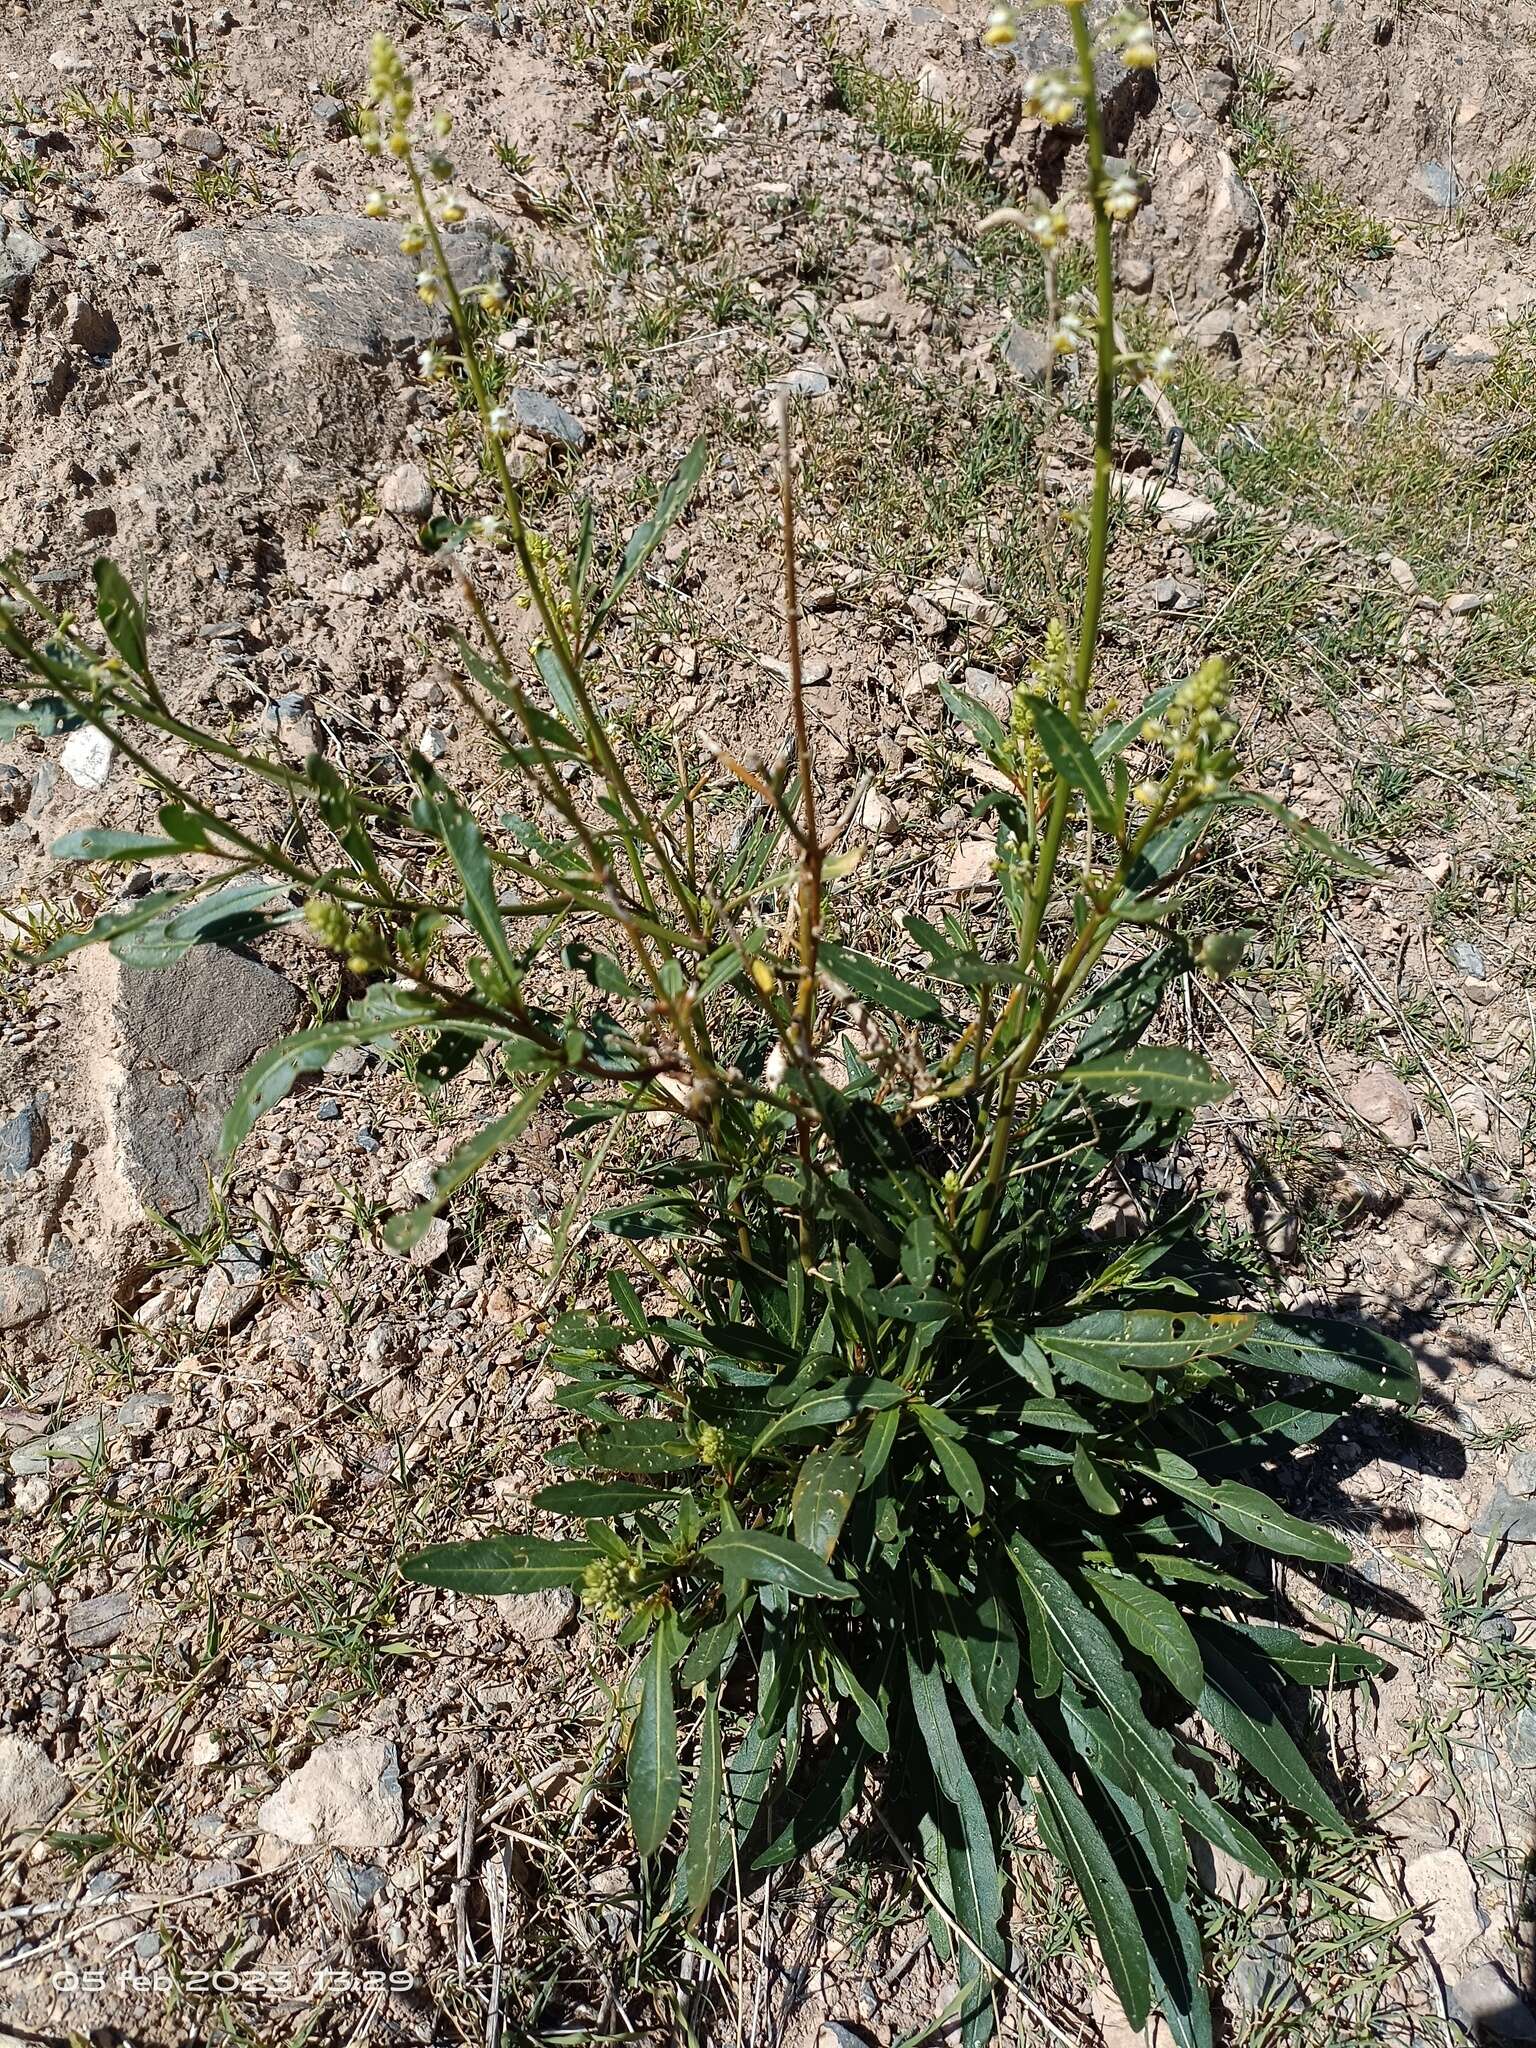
[0,13,1419,2044]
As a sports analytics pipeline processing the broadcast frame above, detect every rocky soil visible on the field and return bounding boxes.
[3,0,1536,2043]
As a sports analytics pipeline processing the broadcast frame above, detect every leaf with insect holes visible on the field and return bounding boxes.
[1239,1314,1418,1406]
[1062,1046,1230,1108]
[916,1406,985,1512]
[1134,1452,1351,1564]
[791,1448,860,1559]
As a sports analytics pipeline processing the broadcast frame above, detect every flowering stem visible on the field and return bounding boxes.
[969,1,1117,1255]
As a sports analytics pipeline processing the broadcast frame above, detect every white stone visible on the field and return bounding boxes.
[256,1736,404,1850]
[494,1586,578,1645]
[60,727,115,790]
[1113,471,1220,536]
[378,461,434,522]
[1418,1474,1471,1546]
[1348,1064,1417,1148]
[1403,1846,1487,1972]
[946,837,996,894]
[0,1732,70,1836]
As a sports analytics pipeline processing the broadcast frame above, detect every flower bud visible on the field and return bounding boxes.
[363,189,389,218]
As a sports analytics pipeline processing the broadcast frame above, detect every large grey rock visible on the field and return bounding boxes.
[66,1588,134,1651]
[0,1265,48,1330]
[0,1733,69,1837]
[172,215,509,496]
[101,946,299,1231]
[0,223,47,310]
[193,1242,266,1334]
[174,214,505,359]
[1477,1487,1536,1544]
[1448,1962,1536,2043]
[504,387,586,450]
[0,1097,46,1181]
[256,1736,404,1850]
[11,1407,111,1477]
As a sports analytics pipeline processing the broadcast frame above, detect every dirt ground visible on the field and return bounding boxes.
[3,0,1536,2042]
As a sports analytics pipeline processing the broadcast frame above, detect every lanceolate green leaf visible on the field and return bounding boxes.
[1025,694,1116,827]
[1239,1315,1418,1406]
[533,1478,679,1515]
[1062,1046,1230,1108]
[220,1020,415,1157]
[383,1077,553,1251]
[1220,788,1381,878]
[916,1407,985,1512]
[700,1531,855,1600]
[1134,1453,1351,1565]
[685,1689,724,1919]
[818,941,945,1022]
[907,1651,1003,2046]
[791,1448,860,1559]
[592,436,708,626]
[93,558,149,675]
[1040,1309,1254,1375]
[400,1533,600,1593]
[1083,1569,1204,1703]
[629,1633,681,1857]
[1008,1535,1279,1878]
[1192,1629,1345,1832]
[410,755,522,998]
[1004,1711,1153,2029]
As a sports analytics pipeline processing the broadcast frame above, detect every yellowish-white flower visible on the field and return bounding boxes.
[982,1,1020,46]
[363,188,389,218]
[1027,202,1070,251]
[415,270,440,305]
[1149,342,1177,380]
[1103,170,1142,221]
[417,346,446,379]
[399,224,426,256]
[479,280,508,315]
[439,195,467,225]
[1122,24,1157,67]
[1053,307,1086,355]
[487,406,512,438]
[1025,69,1082,125]
[473,514,506,543]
